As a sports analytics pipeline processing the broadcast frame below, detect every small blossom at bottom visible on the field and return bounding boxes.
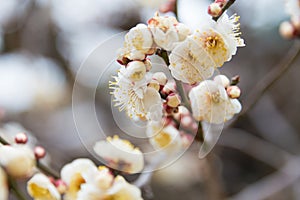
[94,136,144,174]
[27,173,61,200]
[146,122,183,154]
[60,158,98,200]
[106,176,143,200]
[189,78,241,124]
[0,167,8,200]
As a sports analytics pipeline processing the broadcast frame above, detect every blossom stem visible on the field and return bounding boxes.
[37,160,60,179]
[8,176,27,200]
[212,0,236,21]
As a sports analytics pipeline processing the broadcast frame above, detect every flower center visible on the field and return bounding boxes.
[205,36,219,48]
[210,91,221,103]
[29,184,55,200]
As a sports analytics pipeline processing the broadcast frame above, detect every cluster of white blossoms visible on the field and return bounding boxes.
[279,0,300,39]
[27,158,143,200]
[112,12,243,124]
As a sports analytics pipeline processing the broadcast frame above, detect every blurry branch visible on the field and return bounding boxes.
[0,136,9,145]
[239,41,300,117]
[8,176,27,200]
[229,157,300,200]
[203,154,225,200]
[219,129,294,169]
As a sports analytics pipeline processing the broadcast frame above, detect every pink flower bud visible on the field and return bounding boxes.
[148,80,160,91]
[167,93,181,108]
[208,2,222,17]
[34,146,46,159]
[14,133,28,144]
[227,86,241,99]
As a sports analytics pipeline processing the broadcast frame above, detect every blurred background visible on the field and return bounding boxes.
[0,0,299,199]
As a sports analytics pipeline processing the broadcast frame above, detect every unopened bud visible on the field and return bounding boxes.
[148,80,160,91]
[227,86,241,99]
[126,61,146,82]
[15,133,28,144]
[208,3,222,17]
[167,93,181,108]
[279,21,295,39]
[153,72,168,86]
[214,75,230,88]
[34,146,46,159]
[55,180,67,194]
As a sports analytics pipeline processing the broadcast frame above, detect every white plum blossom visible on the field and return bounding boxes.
[0,145,35,178]
[77,166,114,200]
[61,158,98,200]
[146,122,183,154]
[93,135,144,174]
[0,167,8,200]
[148,13,191,51]
[110,67,163,121]
[169,13,244,84]
[118,24,154,62]
[189,77,242,124]
[27,173,61,200]
[107,176,143,200]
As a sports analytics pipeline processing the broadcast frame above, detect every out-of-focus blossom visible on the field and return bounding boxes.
[148,13,191,51]
[93,135,144,174]
[118,24,154,61]
[107,176,143,200]
[27,173,61,200]
[61,158,97,200]
[169,13,244,84]
[0,167,8,200]
[110,68,162,120]
[146,122,183,154]
[0,145,35,178]
[189,78,242,124]
[285,0,300,17]
[0,53,67,113]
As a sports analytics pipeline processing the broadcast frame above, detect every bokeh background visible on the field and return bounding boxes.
[0,0,299,199]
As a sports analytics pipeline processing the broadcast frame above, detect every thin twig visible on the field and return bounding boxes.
[0,136,9,145]
[229,157,300,200]
[238,41,300,117]
[219,129,294,169]
[213,0,236,21]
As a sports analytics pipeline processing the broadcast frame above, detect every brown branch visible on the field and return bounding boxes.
[229,157,300,200]
[239,41,300,117]
[213,0,236,21]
